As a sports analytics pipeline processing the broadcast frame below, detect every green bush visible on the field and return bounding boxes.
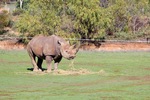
[0,10,10,33]
[114,32,133,40]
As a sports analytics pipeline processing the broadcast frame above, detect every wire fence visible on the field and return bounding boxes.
[0,36,150,43]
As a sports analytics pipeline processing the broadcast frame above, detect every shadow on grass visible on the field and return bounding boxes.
[27,68,47,71]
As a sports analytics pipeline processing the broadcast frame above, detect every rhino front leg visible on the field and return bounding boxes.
[54,57,62,71]
[37,57,43,71]
[46,56,53,73]
[54,62,58,71]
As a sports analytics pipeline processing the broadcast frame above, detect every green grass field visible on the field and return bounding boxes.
[0,50,150,100]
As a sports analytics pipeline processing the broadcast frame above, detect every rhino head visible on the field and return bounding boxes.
[58,41,80,60]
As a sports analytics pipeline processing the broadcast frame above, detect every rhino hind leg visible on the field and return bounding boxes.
[37,57,43,71]
[29,54,39,72]
[27,49,40,72]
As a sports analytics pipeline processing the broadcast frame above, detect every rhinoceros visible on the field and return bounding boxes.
[27,35,80,72]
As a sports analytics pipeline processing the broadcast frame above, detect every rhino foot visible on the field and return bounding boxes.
[38,69,42,72]
[46,70,52,73]
[33,68,42,72]
[53,69,58,73]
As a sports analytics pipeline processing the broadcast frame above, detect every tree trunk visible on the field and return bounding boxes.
[20,0,23,9]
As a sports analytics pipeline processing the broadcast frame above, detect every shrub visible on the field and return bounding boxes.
[12,9,24,16]
[0,10,10,33]
[114,32,133,40]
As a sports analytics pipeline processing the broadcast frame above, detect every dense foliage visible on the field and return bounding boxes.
[14,0,150,40]
[0,9,10,34]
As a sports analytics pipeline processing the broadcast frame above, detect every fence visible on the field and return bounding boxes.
[0,36,150,43]
[0,36,150,51]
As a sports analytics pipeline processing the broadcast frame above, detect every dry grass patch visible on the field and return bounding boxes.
[16,69,107,76]
[52,68,107,76]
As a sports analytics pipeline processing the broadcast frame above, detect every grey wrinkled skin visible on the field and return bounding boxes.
[27,35,79,72]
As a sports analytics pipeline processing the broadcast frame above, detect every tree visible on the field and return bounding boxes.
[19,0,23,9]
[15,0,107,39]
[15,0,61,37]
[16,0,29,9]
[124,0,150,35]
[59,0,112,39]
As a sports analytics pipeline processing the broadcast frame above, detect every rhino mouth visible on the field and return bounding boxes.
[67,56,76,60]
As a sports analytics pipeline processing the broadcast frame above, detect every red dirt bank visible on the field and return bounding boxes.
[0,40,150,51]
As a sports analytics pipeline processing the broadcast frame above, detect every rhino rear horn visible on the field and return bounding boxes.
[74,42,81,53]
[67,41,70,45]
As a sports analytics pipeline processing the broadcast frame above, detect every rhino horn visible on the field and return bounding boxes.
[67,41,70,45]
[70,44,76,49]
[72,42,80,53]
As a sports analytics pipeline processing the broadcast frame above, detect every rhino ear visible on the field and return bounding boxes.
[58,40,64,46]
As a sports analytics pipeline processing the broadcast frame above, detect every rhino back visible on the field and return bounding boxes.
[28,35,62,58]
[43,35,66,56]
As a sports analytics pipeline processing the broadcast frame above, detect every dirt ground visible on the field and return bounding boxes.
[0,40,150,51]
